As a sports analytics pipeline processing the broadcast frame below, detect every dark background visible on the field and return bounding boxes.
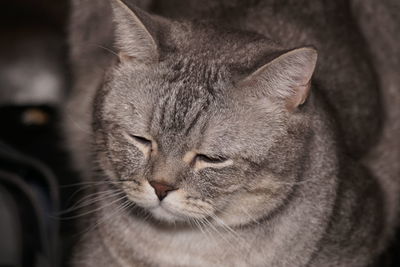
[0,1,80,266]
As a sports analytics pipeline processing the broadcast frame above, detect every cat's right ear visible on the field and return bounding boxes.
[111,0,162,63]
[238,47,318,112]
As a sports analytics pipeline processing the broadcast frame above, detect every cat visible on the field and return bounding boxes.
[65,0,400,266]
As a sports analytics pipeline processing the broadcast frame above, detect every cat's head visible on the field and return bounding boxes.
[93,0,318,226]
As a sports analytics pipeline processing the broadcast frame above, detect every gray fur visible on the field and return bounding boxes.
[65,0,400,266]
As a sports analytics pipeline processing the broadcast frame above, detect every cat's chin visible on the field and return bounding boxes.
[149,206,184,223]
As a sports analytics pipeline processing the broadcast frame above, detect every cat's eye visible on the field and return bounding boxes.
[196,154,228,164]
[130,135,152,146]
[125,133,156,158]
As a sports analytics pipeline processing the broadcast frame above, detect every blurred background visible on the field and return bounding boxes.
[0,1,80,266]
[0,1,399,267]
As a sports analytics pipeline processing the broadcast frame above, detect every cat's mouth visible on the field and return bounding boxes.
[122,180,215,223]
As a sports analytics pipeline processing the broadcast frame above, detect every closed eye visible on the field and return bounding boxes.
[196,154,228,164]
[130,135,152,146]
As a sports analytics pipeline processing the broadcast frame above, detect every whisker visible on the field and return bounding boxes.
[60,180,123,188]
[197,218,217,244]
[94,44,119,57]
[214,206,260,225]
[239,207,260,225]
[211,214,244,241]
[196,207,249,252]
[80,196,133,237]
[56,191,126,220]
[62,184,109,207]
[201,217,229,243]
[190,217,209,239]
[57,189,123,215]
[61,179,131,205]
[64,113,92,135]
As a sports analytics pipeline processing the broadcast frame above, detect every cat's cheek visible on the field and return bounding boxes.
[161,191,215,220]
[96,151,120,180]
[124,180,159,208]
[218,183,289,226]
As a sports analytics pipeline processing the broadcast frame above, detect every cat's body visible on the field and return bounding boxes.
[66,0,400,266]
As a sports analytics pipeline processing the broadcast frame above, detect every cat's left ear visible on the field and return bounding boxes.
[240,47,318,111]
[111,0,165,63]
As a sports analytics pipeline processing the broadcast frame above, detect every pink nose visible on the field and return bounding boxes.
[149,181,177,201]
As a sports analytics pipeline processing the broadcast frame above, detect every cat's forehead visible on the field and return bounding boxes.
[147,58,230,146]
[166,57,226,84]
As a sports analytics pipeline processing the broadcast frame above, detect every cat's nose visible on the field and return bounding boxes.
[149,181,177,201]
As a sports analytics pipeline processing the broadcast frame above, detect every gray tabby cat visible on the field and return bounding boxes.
[65,0,400,266]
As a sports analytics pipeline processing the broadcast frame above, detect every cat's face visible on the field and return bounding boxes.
[96,58,291,225]
[92,0,317,226]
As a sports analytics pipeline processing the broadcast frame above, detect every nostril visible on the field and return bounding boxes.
[149,181,177,201]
